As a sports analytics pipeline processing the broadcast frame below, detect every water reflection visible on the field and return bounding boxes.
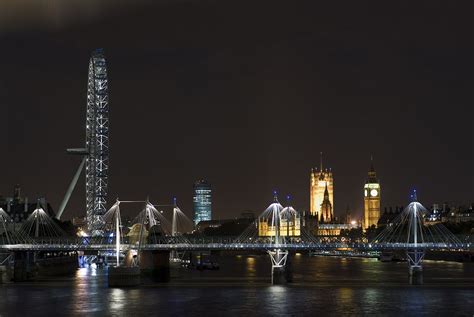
[340,257,348,267]
[266,286,289,316]
[72,267,106,314]
[109,288,125,312]
[268,285,287,298]
[337,287,354,306]
[246,257,256,277]
[0,257,472,316]
[362,288,380,303]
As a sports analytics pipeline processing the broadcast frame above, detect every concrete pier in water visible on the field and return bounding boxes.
[139,250,171,283]
[409,266,423,285]
[13,251,36,282]
[108,266,141,287]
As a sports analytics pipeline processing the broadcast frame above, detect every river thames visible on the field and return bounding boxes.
[0,255,473,316]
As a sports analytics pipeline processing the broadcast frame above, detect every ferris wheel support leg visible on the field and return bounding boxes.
[407,248,424,285]
[57,157,86,220]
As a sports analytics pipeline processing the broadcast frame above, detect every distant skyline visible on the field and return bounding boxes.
[2,1,472,220]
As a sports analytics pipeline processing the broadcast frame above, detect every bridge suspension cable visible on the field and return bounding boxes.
[235,194,320,245]
[0,208,33,244]
[372,200,462,246]
[19,204,67,242]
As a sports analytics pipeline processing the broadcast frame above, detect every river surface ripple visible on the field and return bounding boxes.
[0,255,473,316]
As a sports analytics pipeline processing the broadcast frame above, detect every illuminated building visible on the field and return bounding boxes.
[258,212,301,237]
[317,223,355,236]
[363,158,381,229]
[193,180,212,226]
[258,194,301,237]
[310,153,334,220]
[319,183,333,222]
[316,200,360,237]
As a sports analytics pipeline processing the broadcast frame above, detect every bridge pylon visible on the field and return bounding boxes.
[234,191,307,284]
[406,194,425,284]
[268,248,289,284]
[407,248,424,285]
[372,191,462,285]
[266,192,292,284]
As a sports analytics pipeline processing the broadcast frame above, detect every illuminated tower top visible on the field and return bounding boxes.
[320,151,323,172]
[273,190,279,203]
[310,152,334,217]
[367,156,378,184]
[320,182,333,222]
[364,156,381,229]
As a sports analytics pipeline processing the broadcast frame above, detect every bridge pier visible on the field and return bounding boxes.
[13,251,36,282]
[407,249,424,285]
[285,251,293,283]
[106,250,141,287]
[268,249,290,285]
[139,250,170,283]
[108,266,141,287]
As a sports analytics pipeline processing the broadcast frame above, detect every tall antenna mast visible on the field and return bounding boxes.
[320,152,323,171]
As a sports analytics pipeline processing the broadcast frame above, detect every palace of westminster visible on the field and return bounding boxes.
[308,154,381,236]
[258,154,381,238]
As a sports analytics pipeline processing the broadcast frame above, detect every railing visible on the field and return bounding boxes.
[0,253,13,265]
[0,241,470,252]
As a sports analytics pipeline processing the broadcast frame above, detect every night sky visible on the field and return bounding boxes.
[1,1,472,221]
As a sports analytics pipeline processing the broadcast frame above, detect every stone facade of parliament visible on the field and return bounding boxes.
[310,155,334,222]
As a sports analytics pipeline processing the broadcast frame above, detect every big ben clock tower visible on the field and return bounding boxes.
[363,157,381,230]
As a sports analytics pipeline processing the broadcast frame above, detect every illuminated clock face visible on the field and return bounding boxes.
[364,189,368,197]
[370,189,378,197]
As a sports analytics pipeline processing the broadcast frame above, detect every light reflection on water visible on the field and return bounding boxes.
[338,287,354,304]
[109,288,126,312]
[245,256,256,277]
[0,256,472,316]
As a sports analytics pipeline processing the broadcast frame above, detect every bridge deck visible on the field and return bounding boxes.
[0,242,471,252]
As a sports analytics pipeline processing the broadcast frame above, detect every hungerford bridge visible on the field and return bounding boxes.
[0,195,471,284]
[1,49,471,285]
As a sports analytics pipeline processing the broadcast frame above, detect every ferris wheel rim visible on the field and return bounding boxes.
[85,49,109,236]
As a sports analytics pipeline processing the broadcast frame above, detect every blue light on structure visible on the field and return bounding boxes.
[272,190,279,202]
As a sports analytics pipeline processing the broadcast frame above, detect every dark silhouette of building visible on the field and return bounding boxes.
[0,185,55,223]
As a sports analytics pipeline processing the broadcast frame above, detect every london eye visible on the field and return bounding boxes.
[57,49,109,237]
